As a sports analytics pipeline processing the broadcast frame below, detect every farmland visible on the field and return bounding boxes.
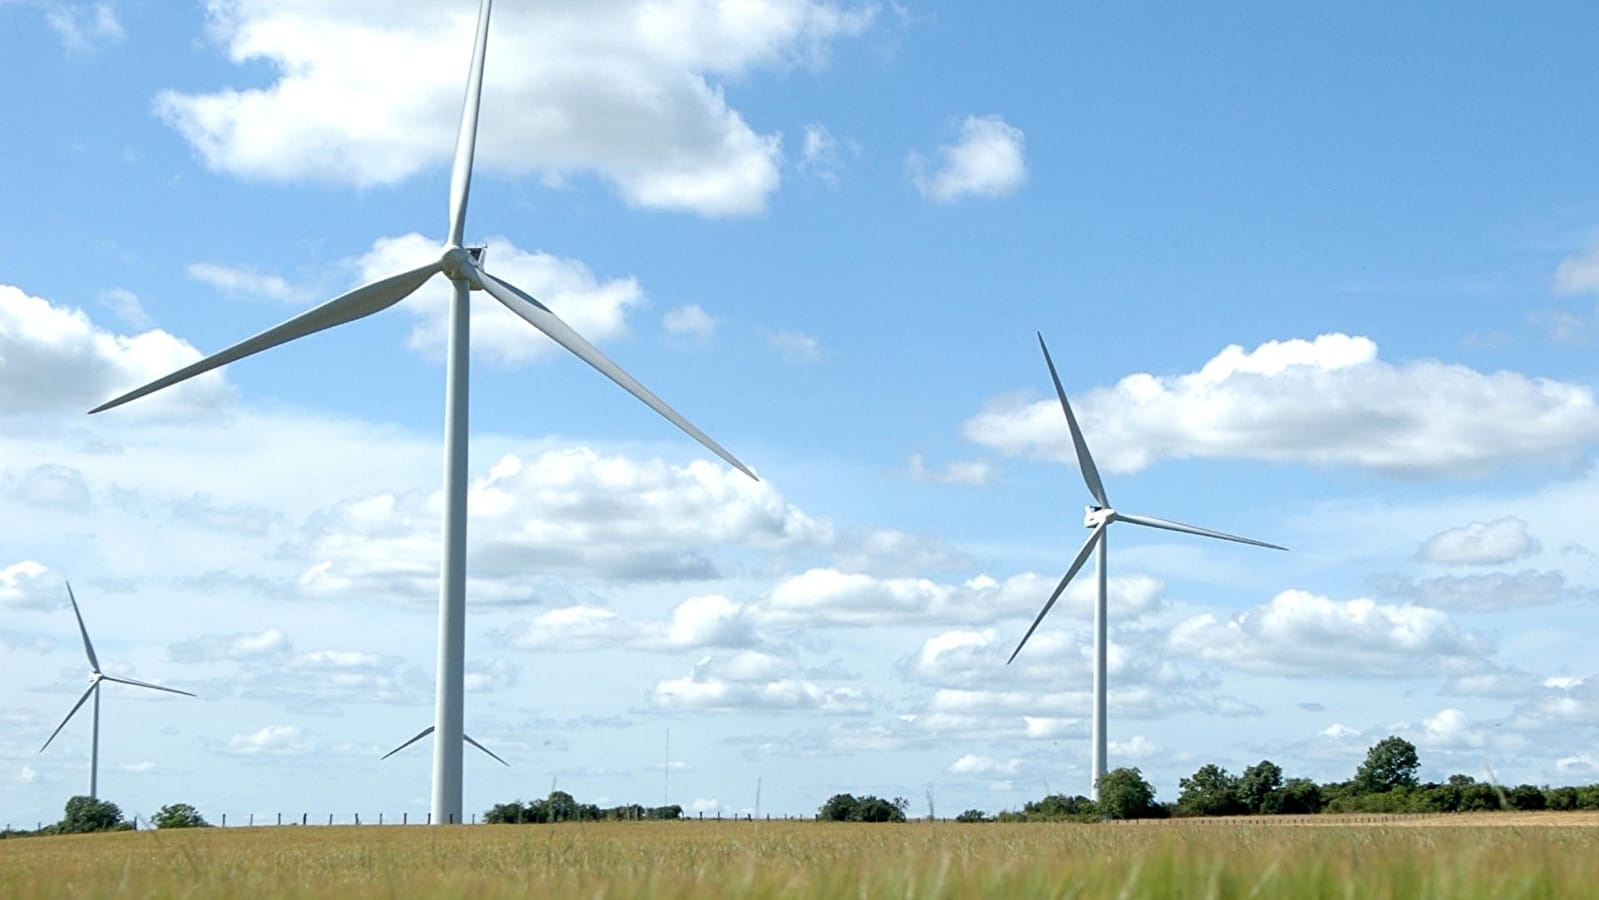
[3,814,1597,898]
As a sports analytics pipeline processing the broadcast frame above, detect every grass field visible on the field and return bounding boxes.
[3,813,1597,898]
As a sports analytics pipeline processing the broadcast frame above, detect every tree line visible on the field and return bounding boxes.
[9,736,1599,837]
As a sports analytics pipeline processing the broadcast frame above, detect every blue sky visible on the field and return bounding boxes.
[5,0,1599,826]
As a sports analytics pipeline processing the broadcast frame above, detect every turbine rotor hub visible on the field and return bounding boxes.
[1084,505,1116,528]
[439,245,480,285]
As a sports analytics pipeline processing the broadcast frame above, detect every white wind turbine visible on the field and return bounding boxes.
[90,0,754,825]
[1008,334,1285,800]
[39,583,195,800]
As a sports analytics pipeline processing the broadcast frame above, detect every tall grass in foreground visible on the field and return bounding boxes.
[2,819,1595,898]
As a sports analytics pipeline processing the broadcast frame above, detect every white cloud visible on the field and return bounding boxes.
[99,288,152,330]
[1169,589,1488,676]
[0,561,58,612]
[948,753,1021,776]
[760,569,1162,629]
[16,765,40,785]
[1402,570,1578,612]
[0,283,233,415]
[651,651,868,713]
[352,233,643,367]
[799,123,855,185]
[225,724,315,756]
[1109,735,1160,760]
[663,304,717,341]
[1320,723,1362,740]
[766,329,823,363]
[155,0,876,217]
[1417,517,1540,565]
[966,333,1599,477]
[499,594,758,652]
[299,448,829,601]
[117,760,157,773]
[168,628,291,663]
[909,114,1027,202]
[907,453,995,486]
[1420,707,1488,750]
[44,1,124,52]
[186,262,305,303]
[1554,242,1599,297]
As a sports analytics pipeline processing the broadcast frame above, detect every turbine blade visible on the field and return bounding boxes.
[464,733,510,767]
[100,675,196,698]
[381,726,435,760]
[1117,512,1288,551]
[447,0,494,246]
[1038,333,1109,507]
[90,263,441,414]
[65,582,100,673]
[476,269,757,481]
[39,683,96,753]
[1008,524,1105,664]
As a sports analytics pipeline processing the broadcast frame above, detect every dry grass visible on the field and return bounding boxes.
[2,814,1597,898]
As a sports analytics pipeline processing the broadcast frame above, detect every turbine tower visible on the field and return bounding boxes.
[1008,334,1285,800]
[90,0,754,825]
[39,583,195,800]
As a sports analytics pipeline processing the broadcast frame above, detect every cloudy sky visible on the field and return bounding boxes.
[5,0,1599,825]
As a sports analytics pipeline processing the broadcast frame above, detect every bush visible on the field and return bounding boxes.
[1097,768,1160,820]
[954,809,991,823]
[152,803,209,829]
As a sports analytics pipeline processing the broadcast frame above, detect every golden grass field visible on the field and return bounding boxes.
[3,813,1598,898]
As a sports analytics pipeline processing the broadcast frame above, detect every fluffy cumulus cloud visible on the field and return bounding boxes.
[1169,589,1489,677]
[225,724,315,756]
[760,569,1163,629]
[352,233,644,366]
[299,448,830,601]
[499,593,759,652]
[650,651,868,713]
[965,333,1599,477]
[0,284,232,415]
[0,560,59,612]
[909,114,1027,202]
[155,0,876,216]
[1417,517,1540,565]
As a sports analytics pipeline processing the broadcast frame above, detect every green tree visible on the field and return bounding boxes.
[1097,767,1158,820]
[818,793,859,821]
[59,796,125,834]
[1238,760,1285,814]
[546,790,579,822]
[151,803,209,829]
[954,809,991,823]
[1278,778,1323,814]
[1354,736,1420,793]
[1021,794,1096,821]
[1177,764,1243,817]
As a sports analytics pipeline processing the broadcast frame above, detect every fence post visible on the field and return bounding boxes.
[379,813,384,825]
[221,813,226,827]
[302,813,307,826]
[328,814,334,826]
[355,813,361,826]
[277,813,282,826]
[249,813,254,827]
[403,812,408,825]
[427,813,432,825]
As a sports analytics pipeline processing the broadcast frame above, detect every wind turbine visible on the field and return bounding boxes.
[90,0,754,825]
[1008,334,1285,800]
[39,583,195,800]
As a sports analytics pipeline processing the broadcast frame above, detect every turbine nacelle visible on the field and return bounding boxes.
[1084,505,1115,528]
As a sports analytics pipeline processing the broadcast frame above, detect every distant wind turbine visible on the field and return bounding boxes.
[1008,334,1285,800]
[39,583,194,800]
[90,0,753,825]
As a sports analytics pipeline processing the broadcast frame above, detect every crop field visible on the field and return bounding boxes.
[3,813,1597,898]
